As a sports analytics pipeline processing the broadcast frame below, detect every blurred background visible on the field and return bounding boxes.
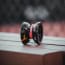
[0,0,65,37]
[0,0,65,23]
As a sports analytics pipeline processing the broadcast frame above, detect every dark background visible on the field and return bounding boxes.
[0,0,65,25]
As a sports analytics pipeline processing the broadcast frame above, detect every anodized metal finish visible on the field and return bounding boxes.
[20,22,43,45]
[20,22,30,45]
[32,22,43,45]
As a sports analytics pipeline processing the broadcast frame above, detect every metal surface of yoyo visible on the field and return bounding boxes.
[20,22,43,45]
[20,22,30,45]
[32,22,43,45]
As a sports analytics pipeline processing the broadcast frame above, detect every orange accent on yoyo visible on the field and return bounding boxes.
[22,34,27,41]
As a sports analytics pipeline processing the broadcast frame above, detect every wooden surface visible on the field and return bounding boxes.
[0,39,65,65]
[0,51,64,65]
[0,33,65,65]
[63,52,65,65]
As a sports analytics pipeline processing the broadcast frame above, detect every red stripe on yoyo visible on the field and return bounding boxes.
[29,24,33,39]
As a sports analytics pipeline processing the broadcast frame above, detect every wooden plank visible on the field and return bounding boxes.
[45,52,63,65]
[0,51,64,65]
